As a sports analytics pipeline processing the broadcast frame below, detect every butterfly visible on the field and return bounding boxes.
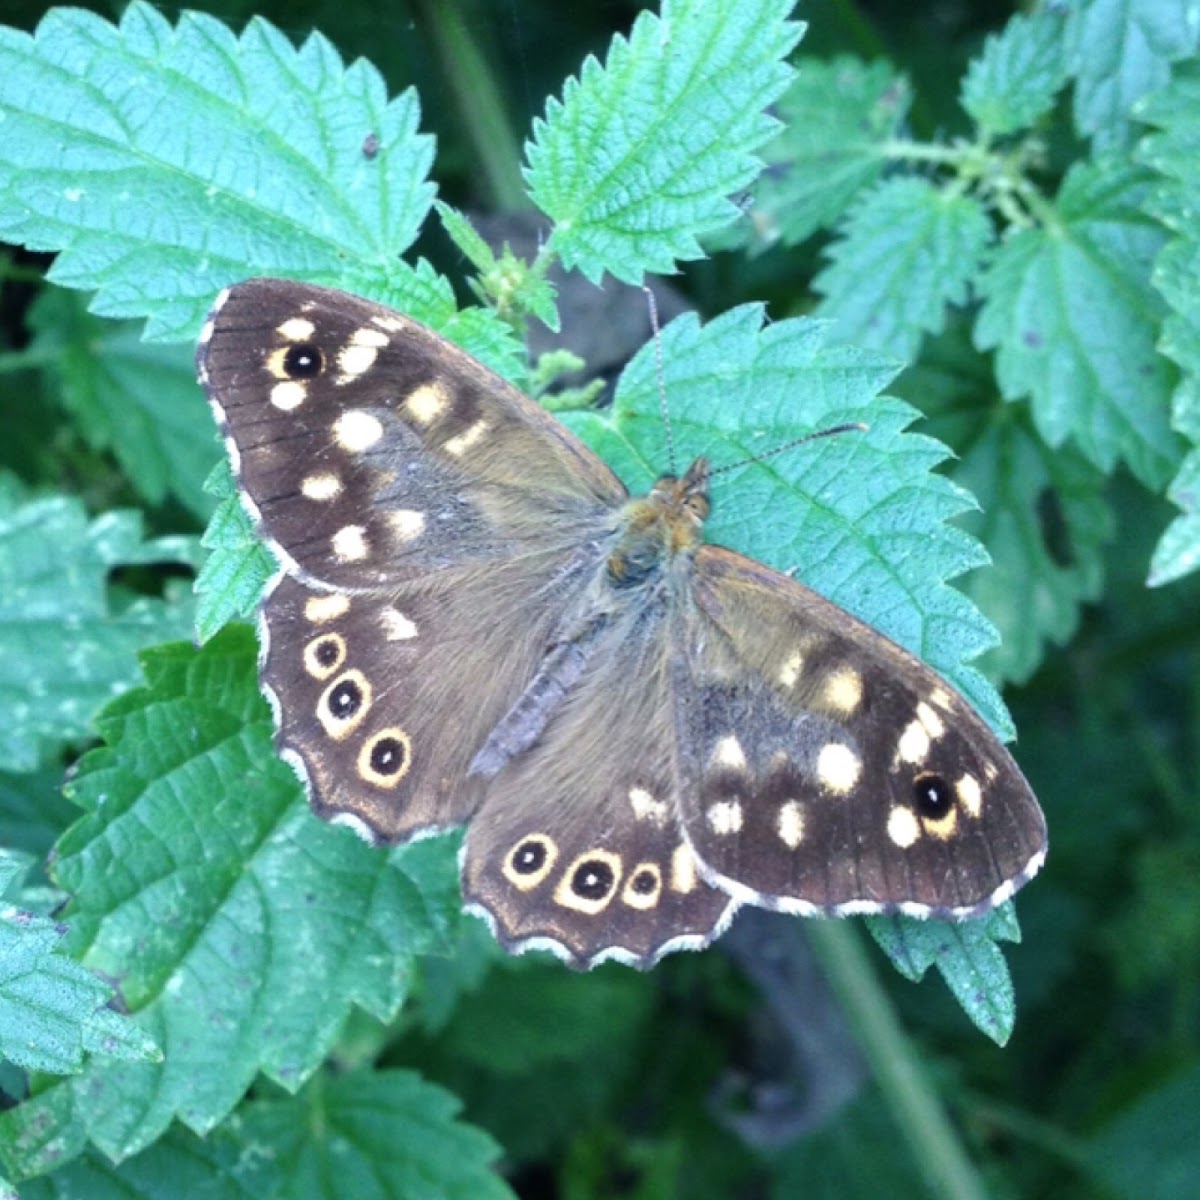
[196,279,1046,969]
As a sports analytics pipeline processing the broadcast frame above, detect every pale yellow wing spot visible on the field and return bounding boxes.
[710,735,748,770]
[916,701,945,738]
[331,525,370,562]
[670,843,699,894]
[922,805,959,841]
[387,509,426,542]
[277,317,315,341]
[817,742,862,794]
[823,666,863,714]
[777,800,804,848]
[957,773,983,818]
[305,594,350,623]
[629,786,668,823]
[897,718,931,765]
[270,381,307,411]
[887,805,921,848]
[301,473,343,501]
[333,410,383,452]
[777,648,803,689]
[443,419,489,457]
[706,799,744,835]
[404,383,448,426]
[380,607,418,641]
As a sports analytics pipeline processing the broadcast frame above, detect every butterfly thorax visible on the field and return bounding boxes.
[607,458,711,588]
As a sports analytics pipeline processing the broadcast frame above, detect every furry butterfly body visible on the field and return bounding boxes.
[197,279,1046,968]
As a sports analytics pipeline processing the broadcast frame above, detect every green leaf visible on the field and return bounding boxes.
[960,7,1067,137]
[953,416,1112,685]
[865,906,1020,1045]
[814,177,992,362]
[527,0,802,282]
[227,1069,514,1200]
[1137,63,1200,583]
[563,305,1015,737]
[0,2,435,340]
[1064,0,1198,150]
[0,486,194,771]
[0,629,463,1170]
[751,56,911,248]
[28,288,218,520]
[1088,1063,1200,1200]
[974,156,1182,489]
[194,461,277,643]
[0,850,159,1077]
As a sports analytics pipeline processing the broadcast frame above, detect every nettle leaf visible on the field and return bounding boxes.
[0,629,463,1172]
[195,461,277,643]
[564,305,1011,736]
[1138,64,1200,584]
[751,56,911,248]
[527,0,802,282]
[0,486,195,771]
[0,2,435,340]
[814,177,992,362]
[960,7,1067,137]
[226,1070,514,1200]
[954,417,1112,686]
[0,850,159,1078]
[1064,0,1199,150]
[866,905,1021,1046]
[974,156,1182,489]
[28,288,217,521]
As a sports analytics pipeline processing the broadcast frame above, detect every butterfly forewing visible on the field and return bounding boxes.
[198,279,626,590]
[674,547,1046,916]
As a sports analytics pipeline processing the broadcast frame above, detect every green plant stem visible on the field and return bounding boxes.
[808,919,991,1200]
[411,0,528,211]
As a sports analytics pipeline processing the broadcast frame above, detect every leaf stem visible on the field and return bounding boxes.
[410,0,528,211]
[808,919,991,1200]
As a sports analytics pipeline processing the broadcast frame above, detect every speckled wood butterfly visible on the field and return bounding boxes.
[197,279,1046,968]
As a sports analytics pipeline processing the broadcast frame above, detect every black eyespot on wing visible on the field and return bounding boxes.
[314,637,341,668]
[571,858,616,900]
[914,773,954,819]
[630,868,657,895]
[284,343,324,379]
[329,679,363,719]
[369,735,408,777]
[512,839,548,875]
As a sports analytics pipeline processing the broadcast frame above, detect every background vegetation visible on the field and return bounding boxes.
[0,1,1197,1197]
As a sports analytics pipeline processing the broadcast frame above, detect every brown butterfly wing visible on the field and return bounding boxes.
[460,597,737,968]
[198,279,627,838]
[672,546,1046,916]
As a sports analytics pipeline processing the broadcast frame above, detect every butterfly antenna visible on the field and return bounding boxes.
[708,422,869,478]
[644,285,677,476]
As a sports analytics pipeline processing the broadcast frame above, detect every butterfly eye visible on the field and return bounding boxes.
[283,342,324,379]
[913,773,954,819]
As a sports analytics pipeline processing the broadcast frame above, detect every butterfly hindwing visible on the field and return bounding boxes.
[460,593,736,966]
[674,547,1046,916]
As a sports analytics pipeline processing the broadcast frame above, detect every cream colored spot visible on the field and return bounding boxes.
[357,727,412,788]
[404,383,448,426]
[270,381,306,411]
[917,701,945,739]
[554,850,622,915]
[333,410,383,452]
[957,773,983,818]
[777,801,804,849]
[387,509,426,542]
[930,687,952,710]
[817,742,861,794]
[502,836,558,891]
[372,313,408,333]
[621,864,663,910]
[277,317,315,341]
[897,719,931,765]
[778,648,804,689]
[303,633,345,679]
[380,607,418,641]
[332,525,369,562]
[351,326,390,348]
[711,735,747,770]
[923,805,959,841]
[301,473,343,501]
[305,594,350,623]
[318,670,372,740]
[823,667,863,714]
[338,342,379,378]
[887,806,921,848]
[670,843,698,894]
[707,800,744,835]
[629,786,668,823]
[442,419,489,457]
[983,761,999,784]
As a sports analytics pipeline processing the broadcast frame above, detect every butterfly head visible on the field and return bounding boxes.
[608,458,711,586]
